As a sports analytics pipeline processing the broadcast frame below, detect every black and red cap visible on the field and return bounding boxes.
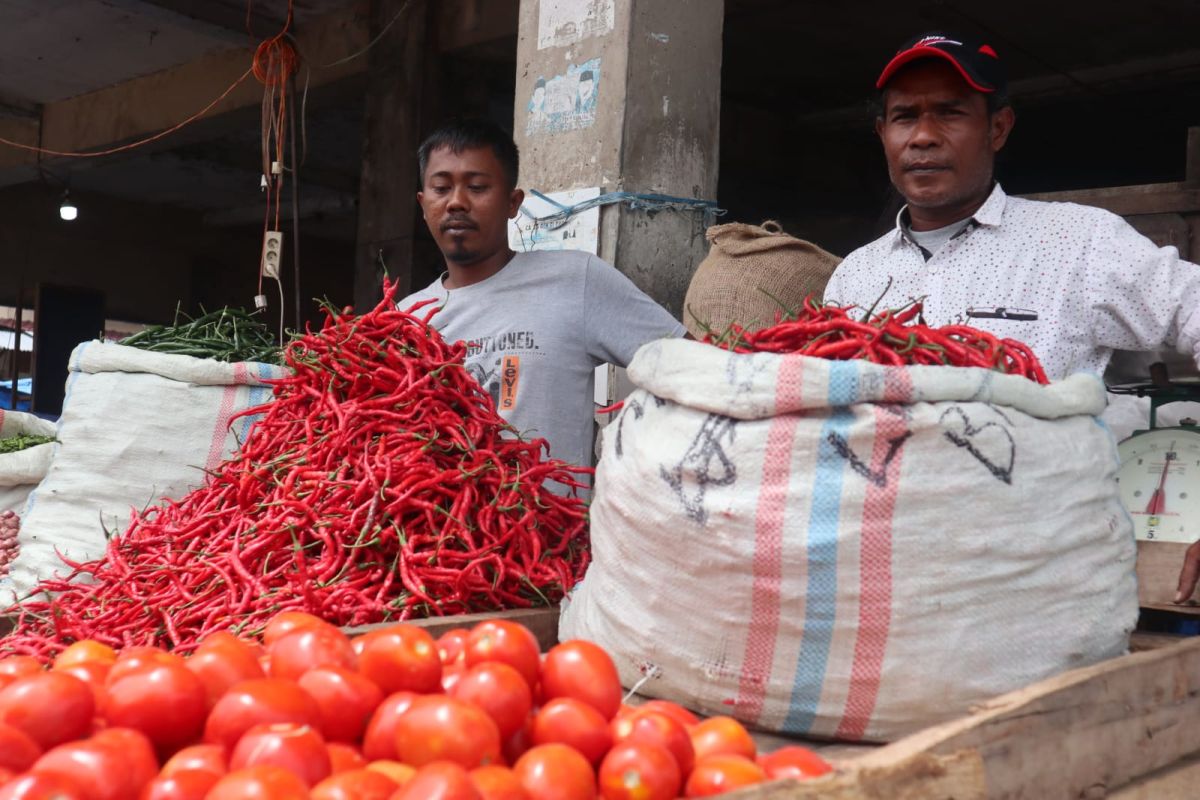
[876,32,1006,94]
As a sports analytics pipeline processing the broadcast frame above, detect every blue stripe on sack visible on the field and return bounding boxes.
[238,362,275,442]
[781,361,859,733]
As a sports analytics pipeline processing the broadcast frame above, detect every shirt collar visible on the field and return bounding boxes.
[889,183,1009,248]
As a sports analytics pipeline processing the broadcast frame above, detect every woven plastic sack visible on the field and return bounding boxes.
[0,410,56,514]
[683,221,841,339]
[6,342,287,597]
[561,338,1137,741]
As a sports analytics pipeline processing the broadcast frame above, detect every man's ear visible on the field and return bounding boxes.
[991,106,1016,152]
[874,115,885,141]
[508,188,525,219]
[416,191,426,217]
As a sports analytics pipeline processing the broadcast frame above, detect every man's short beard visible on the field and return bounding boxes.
[445,243,480,264]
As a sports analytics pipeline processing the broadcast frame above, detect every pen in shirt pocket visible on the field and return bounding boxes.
[966,306,1039,321]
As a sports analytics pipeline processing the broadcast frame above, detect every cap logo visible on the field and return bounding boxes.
[978,44,998,58]
[914,36,962,48]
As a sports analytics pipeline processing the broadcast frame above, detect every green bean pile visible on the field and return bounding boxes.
[0,434,55,455]
[119,308,282,364]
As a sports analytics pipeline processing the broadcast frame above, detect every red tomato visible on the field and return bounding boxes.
[105,651,185,688]
[361,692,417,761]
[469,765,530,800]
[436,629,470,665]
[512,744,596,800]
[0,656,44,690]
[688,717,756,762]
[463,622,540,690]
[310,768,398,800]
[138,770,220,800]
[540,641,622,721]
[637,700,699,729]
[364,760,415,786]
[451,662,532,740]
[32,739,140,800]
[0,772,87,800]
[441,659,467,694]
[53,642,117,670]
[684,754,766,797]
[0,672,95,749]
[391,762,482,800]
[90,728,158,792]
[297,666,383,743]
[262,612,336,647]
[394,695,502,769]
[160,743,227,779]
[611,710,693,776]
[205,765,309,800]
[501,716,534,766]
[327,742,367,774]
[267,626,356,682]
[757,745,833,780]
[0,772,12,789]
[105,663,206,755]
[356,626,441,695]
[203,679,320,751]
[598,741,681,800]
[229,722,331,787]
[56,662,111,712]
[185,641,265,711]
[531,698,611,765]
[0,721,41,772]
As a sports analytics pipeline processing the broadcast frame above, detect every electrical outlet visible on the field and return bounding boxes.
[260,230,283,279]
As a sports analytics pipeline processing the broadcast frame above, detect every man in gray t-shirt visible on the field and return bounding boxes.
[399,119,684,477]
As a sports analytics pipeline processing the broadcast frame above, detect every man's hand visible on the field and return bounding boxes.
[1175,540,1200,603]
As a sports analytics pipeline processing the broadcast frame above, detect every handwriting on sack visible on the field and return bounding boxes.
[826,429,913,488]
[613,395,667,459]
[939,406,1015,484]
[660,413,738,525]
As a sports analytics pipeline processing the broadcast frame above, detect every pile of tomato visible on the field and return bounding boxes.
[0,612,832,799]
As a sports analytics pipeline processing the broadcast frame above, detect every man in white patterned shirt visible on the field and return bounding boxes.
[824,33,1200,601]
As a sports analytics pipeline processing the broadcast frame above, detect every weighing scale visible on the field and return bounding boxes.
[1108,365,1200,617]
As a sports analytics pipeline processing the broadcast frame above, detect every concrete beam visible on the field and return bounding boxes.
[437,0,518,52]
[101,0,282,44]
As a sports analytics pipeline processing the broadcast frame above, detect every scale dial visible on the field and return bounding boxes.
[1117,428,1200,543]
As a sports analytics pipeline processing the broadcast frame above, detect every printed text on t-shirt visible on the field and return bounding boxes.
[465,331,538,356]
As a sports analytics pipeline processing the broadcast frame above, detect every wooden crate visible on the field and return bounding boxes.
[380,608,1200,799]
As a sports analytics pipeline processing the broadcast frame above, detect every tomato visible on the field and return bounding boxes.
[185,641,265,711]
[531,698,611,765]
[138,770,220,800]
[0,656,43,690]
[513,744,596,800]
[611,710,693,776]
[0,721,41,772]
[310,768,398,800]
[0,772,13,790]
[758,745,833,780]
[356,626,441,694]
[53,641,117,671]
[160,743,227,779]
[394,695,501,769]
[56,662,111,712]
[205,765,310,800]
[441,659,467,694]
[469,765,530,800]
[684,754,766,797]
[105,663,206,755]
[297,666,383,743]
[501,716,534,766]
[229,722,331,787]
[463,622,540,690]
[361,691,417,761]
[267,626,356,682]
[203,678,320,751]
[436,629,470,665]
[90,728,158,792]
[391,762,482,800]
[328,742,367,774]
[364,760,415,786]
[33,739,140,800]
[451,662,532,739]
[105,651,185,688]
[598,741,681,800]
[262,612,336,647]
[540,641,621,720]
[637,700,699,729]
[0,672,95,749]
[196,631,264,660]
[0,772,87,800]
[688,716,756,762]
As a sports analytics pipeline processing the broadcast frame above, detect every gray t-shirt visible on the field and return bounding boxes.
[399,250,685,474]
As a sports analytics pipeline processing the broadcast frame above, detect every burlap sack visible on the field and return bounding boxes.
[684,221,842,338]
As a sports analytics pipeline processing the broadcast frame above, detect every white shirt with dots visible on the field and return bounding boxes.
[823,184,1200,382]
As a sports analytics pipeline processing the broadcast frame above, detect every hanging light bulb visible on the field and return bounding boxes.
[59,190,78,221]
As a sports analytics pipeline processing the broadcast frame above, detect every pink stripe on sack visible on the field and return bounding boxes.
[835,369,912,740]
[205,363,248,471]
[735,355,804,724]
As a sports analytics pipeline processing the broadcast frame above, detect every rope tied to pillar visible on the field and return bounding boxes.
[522,190,727,231]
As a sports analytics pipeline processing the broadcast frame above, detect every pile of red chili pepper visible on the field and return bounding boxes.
[1,281,590,658]
[706,296,1049,384]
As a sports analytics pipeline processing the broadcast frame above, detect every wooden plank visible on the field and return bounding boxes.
[1022,183,1200,217]
[1137,540,1200,614]
[343,606,561,650]
[1110,754,1200,800]
[1129,631,1187,652]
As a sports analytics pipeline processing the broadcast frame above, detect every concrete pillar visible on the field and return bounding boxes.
[513,0,723,318]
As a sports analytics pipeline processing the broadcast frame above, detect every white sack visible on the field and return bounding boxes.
[0,410,56,514]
